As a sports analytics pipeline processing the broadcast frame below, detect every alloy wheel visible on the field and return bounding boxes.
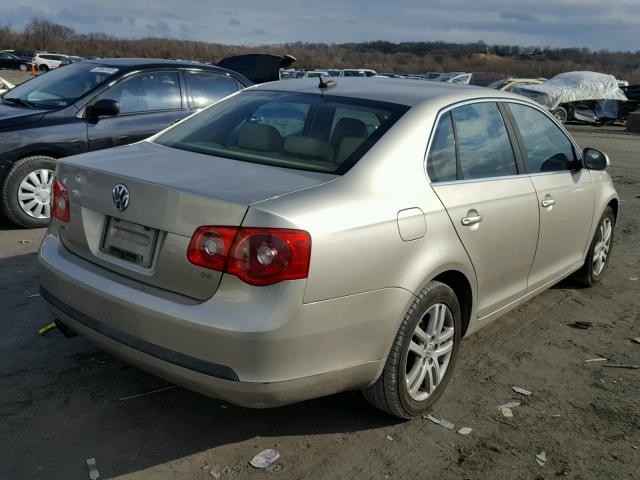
[593,217,612,276]
[18,168,54,219]
[405,303,455,402]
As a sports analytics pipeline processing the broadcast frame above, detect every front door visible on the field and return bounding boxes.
[427,102,539,318]
[506,102,595,290]
[87,70,187,151]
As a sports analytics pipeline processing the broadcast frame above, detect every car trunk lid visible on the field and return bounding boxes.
[56,141,335,300]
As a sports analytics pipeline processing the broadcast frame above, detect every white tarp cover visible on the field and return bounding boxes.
[513,71,627,110]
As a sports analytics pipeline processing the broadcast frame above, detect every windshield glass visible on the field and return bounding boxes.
[155,90,409,174]
[4,62,119,110]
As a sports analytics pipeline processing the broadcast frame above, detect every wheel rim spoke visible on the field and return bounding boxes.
[436,326,454,344]
[406,361,422,390]
[408,340,423,356]
[413,324,429,344]
[408,361,428,395]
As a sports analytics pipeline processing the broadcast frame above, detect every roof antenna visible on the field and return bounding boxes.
[318,76,336,89]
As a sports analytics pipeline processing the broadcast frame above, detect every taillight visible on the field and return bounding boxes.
[51,177,70,223]
[187,226,311,286]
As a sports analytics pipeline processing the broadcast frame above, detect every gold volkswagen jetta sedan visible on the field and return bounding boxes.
[39,78,618,418]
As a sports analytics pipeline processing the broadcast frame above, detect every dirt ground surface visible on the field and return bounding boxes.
[1,128,639,480]
[0,69,35,85]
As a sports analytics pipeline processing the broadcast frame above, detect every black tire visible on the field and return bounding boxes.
[552,106,568,124]
[574,206,615,287]
[1,155,57,229]
[363,281,462,418]
[39,64,49,72]
[19,63,28,72]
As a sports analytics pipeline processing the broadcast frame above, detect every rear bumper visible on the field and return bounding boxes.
[38,231,413,407]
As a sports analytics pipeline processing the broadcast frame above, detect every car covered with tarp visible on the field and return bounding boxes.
[512,71,629,124]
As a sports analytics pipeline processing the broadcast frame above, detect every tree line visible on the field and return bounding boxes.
[2,19,639,82]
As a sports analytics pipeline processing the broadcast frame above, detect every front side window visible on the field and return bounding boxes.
[452,102,517,180]
[507,103,575,172]
[155,91,408,174]
[185,72,239,109]
[427,112,457,182]
[105,72,181,114]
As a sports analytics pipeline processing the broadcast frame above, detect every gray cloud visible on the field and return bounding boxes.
[228,18,241,26]
[500,11,538,23]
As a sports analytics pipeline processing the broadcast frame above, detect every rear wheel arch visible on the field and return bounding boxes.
[432,270,473,337]
[608,198,619,220]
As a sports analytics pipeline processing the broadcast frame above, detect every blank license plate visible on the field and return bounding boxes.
[101,217,158,268]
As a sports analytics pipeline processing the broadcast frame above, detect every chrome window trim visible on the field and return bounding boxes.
[423,97,583,185]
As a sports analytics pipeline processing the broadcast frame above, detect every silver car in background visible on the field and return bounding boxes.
[39,78,618,418]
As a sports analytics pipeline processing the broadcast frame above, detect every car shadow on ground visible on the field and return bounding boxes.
[0,252,399,479]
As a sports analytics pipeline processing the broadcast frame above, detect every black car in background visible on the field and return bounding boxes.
[0,59,252,227]
[0,51,31,71]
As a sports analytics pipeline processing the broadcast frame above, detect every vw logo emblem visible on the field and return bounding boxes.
[112,184,130,211]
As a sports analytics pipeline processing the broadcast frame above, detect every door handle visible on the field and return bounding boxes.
[541,198,555,208]
[461,214,483,226]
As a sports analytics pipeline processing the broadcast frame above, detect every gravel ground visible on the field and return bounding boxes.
[0,128,639,480]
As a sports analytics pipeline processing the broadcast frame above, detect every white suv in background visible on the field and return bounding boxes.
[33,53,69,72]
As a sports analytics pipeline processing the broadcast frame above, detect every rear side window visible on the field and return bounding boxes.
[427,112,457,182]
[452,103,517,180]
[508,103,575,172]
[105,72,182,114]
[185,72,239,109]
[155,91,409,174]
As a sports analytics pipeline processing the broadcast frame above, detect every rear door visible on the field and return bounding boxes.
[87,70,188,151]
[183,71,241,112]
[505,102,595,290]
[427,101,539,318]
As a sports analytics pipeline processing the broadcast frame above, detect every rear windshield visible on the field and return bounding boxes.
[3,62,119,110]
[155,90,409,174]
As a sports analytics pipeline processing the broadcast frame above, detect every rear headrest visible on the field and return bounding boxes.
[283,136,333,162]
[335,137,366,164]
[236,123,283,152]
[330,118,368,146]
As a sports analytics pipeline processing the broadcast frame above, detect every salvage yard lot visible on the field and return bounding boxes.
[1,128,639,479]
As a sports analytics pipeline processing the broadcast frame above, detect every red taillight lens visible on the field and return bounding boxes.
[187,227,237,271]
[187,226,311,286]
[51,177,70,223]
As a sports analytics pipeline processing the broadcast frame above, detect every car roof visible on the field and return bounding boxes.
[81,58,252,84]
[250,77,524,108]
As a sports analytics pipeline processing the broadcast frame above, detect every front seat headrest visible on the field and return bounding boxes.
[236,123,283,152]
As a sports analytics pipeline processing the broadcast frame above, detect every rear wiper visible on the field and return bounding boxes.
[2,97,34,109]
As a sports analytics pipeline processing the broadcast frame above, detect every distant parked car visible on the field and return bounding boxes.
[434,72,472,84]
[340,69,377,77]
[326,69,342,77]
[513,71,628,124]
[487,78,543,92]
[0,58,252,227]
[0,51,31,71]
[0,76,15,94]
[468,72,510,87]
[303,70,330,78]
[33,53,71,72]
[59,56,83,67]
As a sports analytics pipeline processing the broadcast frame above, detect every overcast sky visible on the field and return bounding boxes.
[4,0,639,51]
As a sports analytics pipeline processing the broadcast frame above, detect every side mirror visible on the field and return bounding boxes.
[583,148,610,170]
[87,99,119,121]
